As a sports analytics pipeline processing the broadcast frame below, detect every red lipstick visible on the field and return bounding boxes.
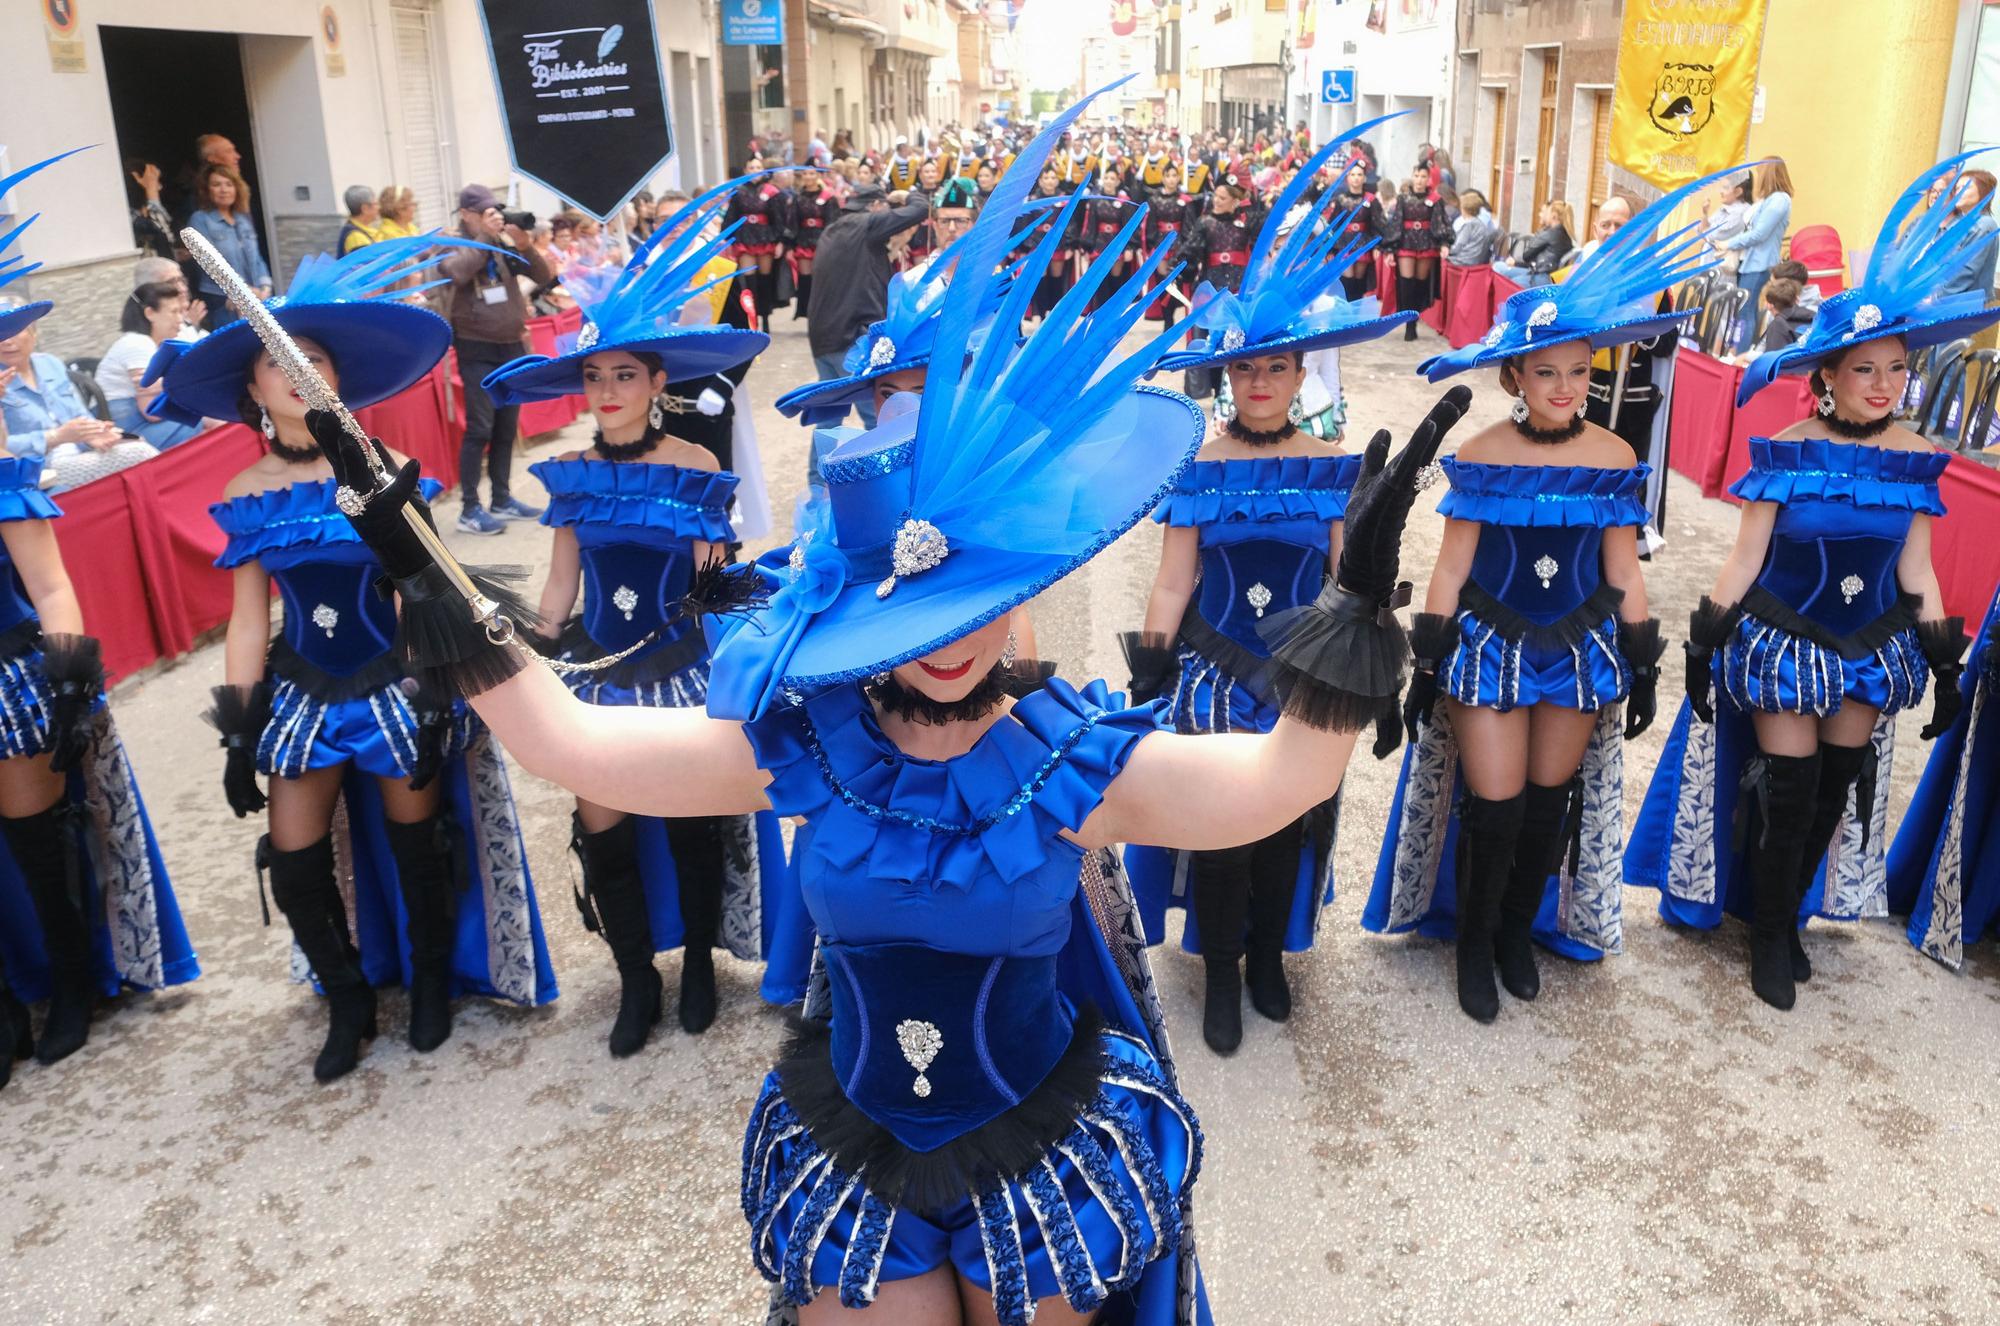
[917,657,974,681]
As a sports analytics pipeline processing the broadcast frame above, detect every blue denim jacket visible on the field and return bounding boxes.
[2,352,90,460]
[186,207,272,294]
[1722,191,1791,275]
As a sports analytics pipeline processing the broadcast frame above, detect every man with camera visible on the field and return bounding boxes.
[440,183,554,534]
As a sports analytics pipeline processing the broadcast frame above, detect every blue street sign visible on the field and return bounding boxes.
[1320,69,1356,105]
[722,0,783,45]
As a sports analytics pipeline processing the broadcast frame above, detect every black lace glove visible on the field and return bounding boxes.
[406,684,452,792]
[204,682,271,818]
[1371,705,1402,761]
[1402,612,1458,746]
[1918,617,1970,741]
[1685,596,1737,725]
[1336,386,1472,607]
[40,634,105,776]
[1619,618,1665,740]
[1119,631,1176,705]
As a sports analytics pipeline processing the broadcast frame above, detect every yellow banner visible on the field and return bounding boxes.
[1609,0,1767,190]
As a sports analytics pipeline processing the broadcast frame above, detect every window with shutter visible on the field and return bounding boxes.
[392,5,450,230]
[1586,89,1611,231]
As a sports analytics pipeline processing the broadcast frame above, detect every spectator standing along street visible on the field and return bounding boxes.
[1717,158,1792,352]
[440,183,553,534]
[804,183,929,431]
[336,186,384,255]
[186,163,270,327]
[126,159,178,261]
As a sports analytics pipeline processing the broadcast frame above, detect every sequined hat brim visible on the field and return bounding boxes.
[482,326,770,406]
[1156,311,1418,373]
[1419,310,1697,383]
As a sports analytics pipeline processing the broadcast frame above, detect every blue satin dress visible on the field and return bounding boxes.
[0,458,198,1002]
[739,679,1205,1326]
[210,477,558,1005]
[1367,460,1650,960]
[1126,453,1358,955]
[1888,583,2000,968]
[1627,438,1947,929]
[530,457,811,1001]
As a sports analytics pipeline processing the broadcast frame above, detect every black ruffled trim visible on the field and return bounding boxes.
[38,633,104,693]
[1177,603,1284,710]
[1458,580,1627,651]
[555,617,709,689]
[771,1004,1107,1212]
[203,681,272,748]
[998,657,1058,699]
[1118,630,1176,704]
[1688,595,1741,652]
[1257,580,1410,733]
[392,563,543,700]
[0,619,42,667]
[265,637,405,703]
[1618,617,1666,678]
[1407,612,1460,668]
[1739,586,1920,659]
[1916,616,1970,670]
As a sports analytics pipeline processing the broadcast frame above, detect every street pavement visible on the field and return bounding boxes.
[4,314,1997,1326]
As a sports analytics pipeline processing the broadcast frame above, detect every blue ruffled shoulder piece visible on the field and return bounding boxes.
[0,457,62,524]
[1154,453,1363,527]
[743,676,1163,891]
[1438,459,1650,529]
[211,476,444,568]
[1728,437,1948,514]
[529,458,739,542]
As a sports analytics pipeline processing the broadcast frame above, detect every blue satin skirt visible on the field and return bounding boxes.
[1441,608,1629,713]
[1719,614,1926,716]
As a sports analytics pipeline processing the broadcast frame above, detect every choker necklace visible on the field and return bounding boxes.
[1822,411,1894,440]
[593,425,664,462]
[267,434,320,465]
[1514,413,1585,445]
[1224,418,1296,447]
[868,665,1007,726]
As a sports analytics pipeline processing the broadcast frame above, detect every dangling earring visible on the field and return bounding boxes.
[260,407,276,441]
[648,397,666,431]
[1215,391,1235,423]
[999,629,1018,668]
[1510,396,1529,424]
[1817,389,1836,418]
[1287,395,1305,426]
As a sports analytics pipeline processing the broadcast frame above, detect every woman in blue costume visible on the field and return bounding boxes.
[0,150,198,1089]
[1888,584,2000,969]
[484,180,807,1054]
[1123,118,1413,1054]
[301,89,1465,1326]
[153,236,559,1083]
[1627,157,1993,1010]
[1367,172,1747,1024]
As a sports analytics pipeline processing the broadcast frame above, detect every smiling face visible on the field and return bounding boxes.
[1508,342,1592,428]
[1225,354,1302,431]
[1822,337,1909,423]
[889,614,1014,702]
[248,335,339,437]
[207,171,238,211]
[582,351,667,433]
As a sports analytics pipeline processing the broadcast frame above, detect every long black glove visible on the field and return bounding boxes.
[41,634,105,776]
[1685,596,1737,725]
[1402,612,1459,746]
[1918,617,1970,741]
[1618,618,1665,740]
[1337,386,1471,607]
[204,682,271,818]
[1119,631,1176,705]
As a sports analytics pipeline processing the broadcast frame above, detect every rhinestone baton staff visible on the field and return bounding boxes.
[180,226,519,644]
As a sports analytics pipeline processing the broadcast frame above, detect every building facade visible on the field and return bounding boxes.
[1293,0,1456,179]
[1183,0,1292,137]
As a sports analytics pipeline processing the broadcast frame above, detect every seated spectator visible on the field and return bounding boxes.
[0,299,156,492]
[336,185,384,254]
[96,280,209,449]
[186,162,270,326]
[1567,194,1632,269]
[1733,277,1814,360]
[134,257,209,335]
[126,158,178,261]
[1940,169,1999,300]
[1494,200,1574,286]
[377,185,420,239]
[1449,193,1498,266]
[1766,257,1822,312]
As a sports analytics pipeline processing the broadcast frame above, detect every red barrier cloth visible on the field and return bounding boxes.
[1490,272,1524,307]
[356,365,455,486]
[1443,263,1493,347]
[53,476,161,683]
[1720,378,1817,500]
[1374,253,1397,314]
[1936,455,2000,624]
[120,424,267,661]
[1666,348,1741,496]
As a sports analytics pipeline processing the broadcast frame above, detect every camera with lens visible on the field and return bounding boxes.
[501,209,536,230]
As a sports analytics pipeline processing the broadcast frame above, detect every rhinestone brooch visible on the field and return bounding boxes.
[576,320,601,350]
[612,585,639,621]
[311,603,339,638]
[1533,554,1560,589]
[1840,573,1864,604]
[1415,462,1444,493]
[1246,582,1273,619]
[1525,302,1559,341]
[875,518,948,598]
[1219,327,1247,354]
[1852,304,1883,334]
[1484,321,1510,348]
[896,1019,943,1098]
[868,336,898,369]
[334,486,369,518]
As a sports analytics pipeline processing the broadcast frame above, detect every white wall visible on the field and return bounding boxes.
[1296,0,1454,158]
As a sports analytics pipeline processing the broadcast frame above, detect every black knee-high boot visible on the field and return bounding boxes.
[386,816,459,1052]
[267,835,377,1083]
[1455,792,1525,1023]
[1245,817,1306,1023]
[1790,743,1870,983]
[664,816,726,1034]
[1341,271,1369,303]
[0,950,29,1090]
[0,804,94,1065]
[1399,276,1421,338]
[573,815,662,1057]
[1497,781,1574,1002]
[793,271,813,320]
[1191,842,1255,1053]
[1740,752,1821,1010]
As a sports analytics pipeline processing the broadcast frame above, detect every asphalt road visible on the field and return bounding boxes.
[4,316,1996,1326]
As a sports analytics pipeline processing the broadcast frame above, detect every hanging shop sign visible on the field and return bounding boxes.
[1609,0,1768,190]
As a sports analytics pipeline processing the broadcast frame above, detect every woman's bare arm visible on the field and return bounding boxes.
[1897,513,1945,622]
[536,527,582,638]
[223,563,272,689]
[1601,525,1649,622]
[1140,524,1198,637]
[1709,502,1777,606]
[1423,518,1478,615]
[0,521,82,637]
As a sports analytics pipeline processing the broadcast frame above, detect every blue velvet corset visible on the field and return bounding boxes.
[1729,438,1948,637]
[211,477,442,676]
[1439,460,1648,624]
[530,458,738,659]
[1156,454,1358,651]
[0,459,60,635]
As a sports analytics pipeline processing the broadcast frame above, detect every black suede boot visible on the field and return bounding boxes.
[1789,742,1870,983]
[0,804,95,1065]
[1244,818,1305,1023]
[386,816,459,1053]
[665,816,726,1034]
[0,954,33,1091]
[573,815,663,1058]
[1191,842,1254,1054]
[1400,277,1420,339]
[1741,753,1821,1011]
[268,835,377,1083]
[1497,781,1573,1002]
[793,272,812,320]
[1455,791,1525,1024]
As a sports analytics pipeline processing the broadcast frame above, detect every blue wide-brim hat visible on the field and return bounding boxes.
[1159,308,1417,372]
[1737,291,2000,405]
[0,300,53,343]
[481,324,770,405]
[150,301,454,422]
[1418,286,1695,381]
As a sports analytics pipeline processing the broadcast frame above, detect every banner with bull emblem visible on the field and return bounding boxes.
[1609,0,1768,190]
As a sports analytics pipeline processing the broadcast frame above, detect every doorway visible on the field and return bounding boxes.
[99,26,264,246]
